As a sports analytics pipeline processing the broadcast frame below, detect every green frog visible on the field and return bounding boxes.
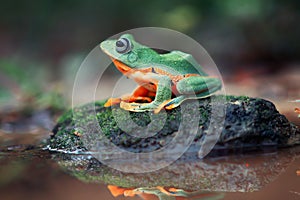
[100,34,221,113]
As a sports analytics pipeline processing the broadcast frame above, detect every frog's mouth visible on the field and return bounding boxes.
[111,57,132,74]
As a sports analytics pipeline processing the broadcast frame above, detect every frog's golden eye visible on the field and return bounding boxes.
[116,38,132,54]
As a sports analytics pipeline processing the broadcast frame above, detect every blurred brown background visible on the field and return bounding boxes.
[1,0,299,123]
[1,0,300,67]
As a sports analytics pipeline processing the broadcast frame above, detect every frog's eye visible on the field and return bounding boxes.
[115,38,133,54]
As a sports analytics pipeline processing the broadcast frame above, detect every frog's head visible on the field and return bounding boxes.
[100,34,159,73]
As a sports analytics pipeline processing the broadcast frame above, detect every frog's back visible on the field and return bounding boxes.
[158,51,208,76]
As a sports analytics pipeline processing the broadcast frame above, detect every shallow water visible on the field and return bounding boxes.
[0,138,299,200]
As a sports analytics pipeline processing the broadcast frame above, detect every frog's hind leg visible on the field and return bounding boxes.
[176,76,221,96]
[158,76,221,110]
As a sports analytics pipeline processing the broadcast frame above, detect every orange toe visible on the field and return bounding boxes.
[104,98,121,107]
[124,189,137,197]
[107,185,126,197]
[165,103,176,110]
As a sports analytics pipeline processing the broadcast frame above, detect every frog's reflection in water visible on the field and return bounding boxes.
[107,185,224,200]
[51,146,300,200]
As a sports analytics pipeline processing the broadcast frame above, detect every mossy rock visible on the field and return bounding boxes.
[49,95,300,157]
[49,95,300,192]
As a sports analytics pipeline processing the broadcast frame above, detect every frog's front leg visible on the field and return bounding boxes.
[120,75,172,112]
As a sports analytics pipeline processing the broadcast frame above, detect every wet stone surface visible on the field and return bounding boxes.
[49,95,300,157]
[51,146,300,192]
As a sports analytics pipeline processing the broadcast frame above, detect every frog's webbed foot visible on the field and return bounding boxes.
[120,96,186,113]
[156,186,180,196]
[120,101,160,112]
[158,187,224,200]
[104,95,153,108]
[151,95,187,112]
